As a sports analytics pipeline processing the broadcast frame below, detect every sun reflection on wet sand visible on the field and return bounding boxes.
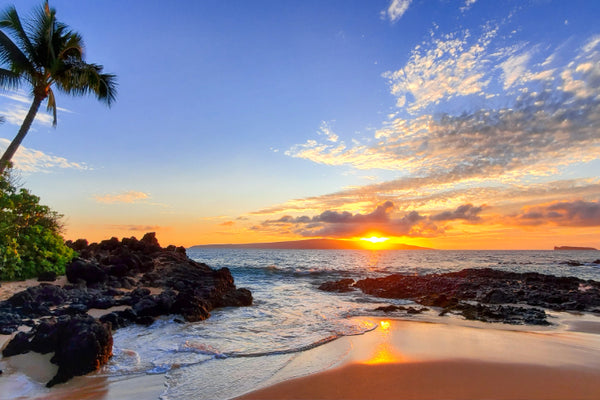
[362,320,409,365]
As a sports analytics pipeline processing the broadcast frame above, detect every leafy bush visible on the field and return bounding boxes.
[0,169,75,280]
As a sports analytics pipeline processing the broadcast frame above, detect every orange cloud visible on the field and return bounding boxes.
[260,202,485,239]
[94,191,150,204]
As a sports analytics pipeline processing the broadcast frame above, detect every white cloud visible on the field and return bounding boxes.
[93,191,150,204]
[500,52,531,89]
[0,90,73,127]
[317,121,339,143]
[0,92,32,104]
[0,104,54,126]
[460,0,478,12]
[0,138,89,172]
[381,0,412,23]
[286,31,600,204]
[383,26,497,113]
[558,36,600,99]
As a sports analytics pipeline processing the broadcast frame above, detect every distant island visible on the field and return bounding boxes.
[554,246,597,251]
[190,238,432,250]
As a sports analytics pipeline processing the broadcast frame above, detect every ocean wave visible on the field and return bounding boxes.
[177,322,375,361]
[230,264,356,280]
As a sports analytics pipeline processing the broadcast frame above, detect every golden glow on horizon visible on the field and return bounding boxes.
[64,218,599,250]
[357,235,391,250]
[360,236,390,244]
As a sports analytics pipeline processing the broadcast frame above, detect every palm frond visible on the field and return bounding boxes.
[28,3,55,68]
[56,61,117,106]
[46,86,57,126]
[0,6,35,61]
[0,30,32,73]
[58,31,83,60]
[0,67,21,89]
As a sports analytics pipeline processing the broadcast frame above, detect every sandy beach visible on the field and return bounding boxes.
[237,318,600,400]
[238,360,600,400]
[2,279,600,400]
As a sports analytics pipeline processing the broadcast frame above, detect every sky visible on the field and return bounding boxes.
[0,0,599,250]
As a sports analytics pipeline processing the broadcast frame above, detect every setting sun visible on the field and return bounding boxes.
[358,236,392,250]
[360,236,390,244]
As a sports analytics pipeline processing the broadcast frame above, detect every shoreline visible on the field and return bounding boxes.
[2,273,600,400]
[1,314,600,399]
[237,317,600,400]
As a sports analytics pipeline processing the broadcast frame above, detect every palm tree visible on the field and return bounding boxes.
[0,1,116,173]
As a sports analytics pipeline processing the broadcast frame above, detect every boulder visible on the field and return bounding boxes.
[99,309,136,330]
[172,290,211,322]
[47,315,113,387]
[140,232,161,252]
[318,278,355,292]
[107,263,130,278]
[132,296,163,317]
[214,288,253,308]
[481,288,512,304]
[67,238,89,252]
[0,312,22,334]
[66,259,108,285]
[38,271,58,282]
[99,237,120,252]
[2,332,31,356]
[374,305,406,312]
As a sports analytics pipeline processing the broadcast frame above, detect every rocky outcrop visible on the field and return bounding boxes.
[373,305,429,314]
[318,278,355,292]
[0,232,252,386]
[2,314,112,387]
[320,268,600,325]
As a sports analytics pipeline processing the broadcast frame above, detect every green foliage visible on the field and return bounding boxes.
[0,169,74,280]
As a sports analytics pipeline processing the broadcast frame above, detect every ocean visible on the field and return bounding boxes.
[102,249,600,400]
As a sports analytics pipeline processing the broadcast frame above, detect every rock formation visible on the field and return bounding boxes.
[0,232,252,386]
[320,268,600,325]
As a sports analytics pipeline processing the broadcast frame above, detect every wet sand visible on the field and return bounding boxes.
[2,317,600,399]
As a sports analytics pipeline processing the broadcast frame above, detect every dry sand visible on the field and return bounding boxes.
[238,360,600,400]
[0,276,68,301]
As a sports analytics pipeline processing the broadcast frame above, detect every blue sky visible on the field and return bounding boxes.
[1,0,599,249]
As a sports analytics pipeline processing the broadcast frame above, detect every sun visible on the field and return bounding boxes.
[360,236,390,244]
[358,235,390,249]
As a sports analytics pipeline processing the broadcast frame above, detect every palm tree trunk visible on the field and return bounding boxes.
[0,95,44,174]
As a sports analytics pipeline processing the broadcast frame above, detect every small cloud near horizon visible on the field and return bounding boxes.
[107,224,166,232]
[94,190,150,204]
